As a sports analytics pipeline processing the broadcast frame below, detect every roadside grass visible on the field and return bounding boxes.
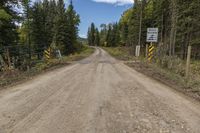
[104,46,200,100]
[0,45,94,88]
[102,47,135,61]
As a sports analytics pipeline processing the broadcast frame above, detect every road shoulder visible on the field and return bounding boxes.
[103,47,200,102]
[0,46,95,90]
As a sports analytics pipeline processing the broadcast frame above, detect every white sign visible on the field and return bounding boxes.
[56,50,62,58]
[146,28,158,42]
[135,45,140,57]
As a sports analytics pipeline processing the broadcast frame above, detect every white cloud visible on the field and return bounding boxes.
[92,0,133,6]
[79,34,87,38]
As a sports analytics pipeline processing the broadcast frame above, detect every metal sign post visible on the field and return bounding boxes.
[148,43,155,62]
[44,47,51,61]
[146,28,158,62]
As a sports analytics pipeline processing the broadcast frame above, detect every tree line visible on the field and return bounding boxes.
[0,0,80,71]
[88,0,200,59]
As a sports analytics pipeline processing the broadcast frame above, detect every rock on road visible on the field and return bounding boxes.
[0,48,200,133]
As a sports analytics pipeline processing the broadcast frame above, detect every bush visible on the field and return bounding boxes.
[156,55,185,76]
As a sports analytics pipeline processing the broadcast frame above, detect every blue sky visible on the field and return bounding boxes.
[70,0,133,38]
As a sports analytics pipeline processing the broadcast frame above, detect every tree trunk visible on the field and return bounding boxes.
[169,0,177,56]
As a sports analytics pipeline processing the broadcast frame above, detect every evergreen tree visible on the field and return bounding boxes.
[0,0,19,67]
[94,28,100,46]
[106,24,112,47]
[87,23,96,46]
[53,0,68,53]
[0,0,18,47]
[87,27,92,46]
[31,1,47,59]
[90,23,96,46]
[100,24,107,46]
[65,0,80,54]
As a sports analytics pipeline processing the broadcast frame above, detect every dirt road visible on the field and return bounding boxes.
[0,48,199,133]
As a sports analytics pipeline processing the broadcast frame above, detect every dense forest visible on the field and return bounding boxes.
[0,0,80,71]
[88,0,200,59]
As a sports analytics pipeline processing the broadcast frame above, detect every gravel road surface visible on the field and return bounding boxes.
[0,48,199,133]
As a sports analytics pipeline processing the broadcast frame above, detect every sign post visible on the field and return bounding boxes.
[185,45,192,79]
[135,45,141,57]
[44,47,51,61]
[146,28,158,62]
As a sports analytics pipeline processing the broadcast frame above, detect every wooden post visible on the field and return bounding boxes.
[185,45,192,79]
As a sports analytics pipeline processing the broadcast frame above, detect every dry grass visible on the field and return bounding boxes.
[0,46,94,88]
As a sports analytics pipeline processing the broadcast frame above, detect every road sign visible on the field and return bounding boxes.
[146,28,158,42]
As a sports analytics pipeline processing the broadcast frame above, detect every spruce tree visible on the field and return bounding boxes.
[95,28,100,46]
[65,0,80,54]
[87,27,92,46]
[106,24,112,47]
[53,0,67,54]
[90,23,96,46]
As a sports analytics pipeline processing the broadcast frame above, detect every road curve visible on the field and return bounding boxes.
[0,48,199,133]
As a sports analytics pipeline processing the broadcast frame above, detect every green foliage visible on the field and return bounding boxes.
[28,0,80,57]
[64,1,80,54]
[0,0,19,47]
[95,23,120,47]
[87,23,96,46]
[94,28,100,46]
[87,23,100,46]
[0,9,11,20]
[0,45,94,87]
[0,0,81,71]
[97,0,200,59]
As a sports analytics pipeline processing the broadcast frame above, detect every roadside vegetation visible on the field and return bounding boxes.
[0,0,94,87]
[0,0,97,88]
[1,0,81,72]
[0,45,94,88]
[102,47,135,61]
[104,47,200,100]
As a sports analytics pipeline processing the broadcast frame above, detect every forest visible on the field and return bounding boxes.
[88,0,200,59]
[0,0,80,71]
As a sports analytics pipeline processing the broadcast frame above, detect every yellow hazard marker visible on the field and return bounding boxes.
[148,43,155,62]
[44,47,51,61]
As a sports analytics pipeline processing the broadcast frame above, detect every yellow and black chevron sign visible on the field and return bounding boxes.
[44,48,51,60]
[148,44,155,62]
